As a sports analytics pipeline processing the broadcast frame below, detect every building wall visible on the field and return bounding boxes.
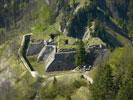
[26,41,45,56]
[46,51,76,72]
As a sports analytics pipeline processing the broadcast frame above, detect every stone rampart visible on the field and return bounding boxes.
[26,41,46,56]
[46,51,76,72]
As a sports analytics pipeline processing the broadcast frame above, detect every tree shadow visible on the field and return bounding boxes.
[99,30,123,48]
[95,0,129,40]
[105,18,129,39]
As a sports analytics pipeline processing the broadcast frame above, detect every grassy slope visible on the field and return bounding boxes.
[38,72,91,100]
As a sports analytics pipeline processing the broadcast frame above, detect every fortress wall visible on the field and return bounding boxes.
[46,51,76,72]
[26,41,45,56]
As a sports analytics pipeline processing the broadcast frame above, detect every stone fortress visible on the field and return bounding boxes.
[26,35,76,72]
[19,34,108,78]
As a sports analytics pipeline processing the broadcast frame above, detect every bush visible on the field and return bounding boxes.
[72,80,87,88]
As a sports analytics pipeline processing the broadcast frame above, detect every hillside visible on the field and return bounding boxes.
[0,0,133,100]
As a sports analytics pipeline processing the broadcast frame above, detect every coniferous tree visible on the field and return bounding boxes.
[90,64,114,100]
[116,77,133,100]
[74,40,86,67]
[116,58,133,100]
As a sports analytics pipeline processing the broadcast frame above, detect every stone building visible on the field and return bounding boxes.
[20,33,108,73]
[26,40,76,72]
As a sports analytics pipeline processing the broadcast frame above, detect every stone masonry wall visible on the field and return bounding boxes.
[46,51,76,72]
[26,41,45,56]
